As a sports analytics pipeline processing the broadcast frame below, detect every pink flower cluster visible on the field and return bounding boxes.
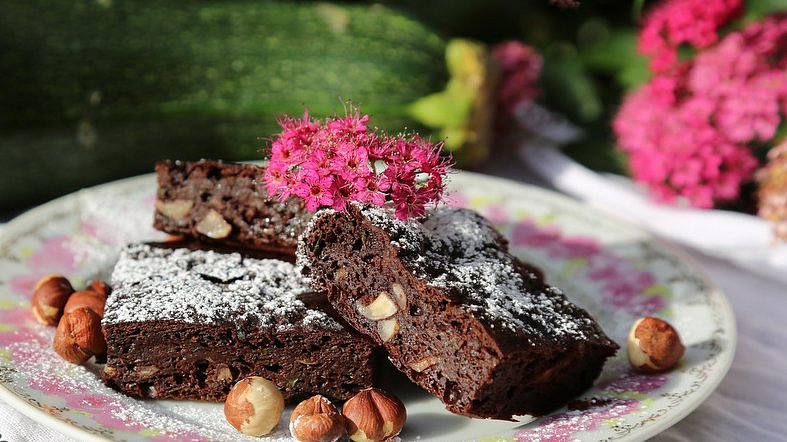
[263,108,452,219]
[490,41,543,116]
[638,0,743,72]
[615,15,787,208]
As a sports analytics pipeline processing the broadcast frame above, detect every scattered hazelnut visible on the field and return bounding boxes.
[224,376,284,436]
[64,290,106,318]
[289,395,345,442]
[343,388,406,442]
[408,355,438,373]
[134,365,160,378]
[155,199,194,220]
[86,280,111,298]
[31,274,74,326]
[377,318,399,343]
[216,366,233,382]
[390,283,407,309]
[196,209,232,239]
[627,316,685,373]
[103,365,118,379]
[53,308,106,364]
[356,293,398,321]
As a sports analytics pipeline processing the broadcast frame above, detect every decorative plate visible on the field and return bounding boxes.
[0,171,735,441]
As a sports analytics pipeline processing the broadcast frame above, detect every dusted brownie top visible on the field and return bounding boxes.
[300,205,611,343]
[106,243,342,332]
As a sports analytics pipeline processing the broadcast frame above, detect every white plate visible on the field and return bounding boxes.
[0,171,735,441]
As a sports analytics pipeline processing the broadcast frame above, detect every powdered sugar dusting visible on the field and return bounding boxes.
[360,206,598,339]
[69,183,166,273]
[106,244,342,332]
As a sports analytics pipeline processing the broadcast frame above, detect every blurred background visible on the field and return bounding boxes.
[2,0,786,237]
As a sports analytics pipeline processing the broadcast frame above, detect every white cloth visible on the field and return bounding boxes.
[519,145,787,286]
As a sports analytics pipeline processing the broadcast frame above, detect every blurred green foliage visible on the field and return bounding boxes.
[3,0,786,210]
[0,0,446,209]
[390,0,786,176]
[388,0,648,174]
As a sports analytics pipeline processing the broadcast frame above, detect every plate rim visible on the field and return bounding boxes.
[0,170,737,441]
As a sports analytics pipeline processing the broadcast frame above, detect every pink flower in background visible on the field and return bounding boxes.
[264,106,452,219]
[638,0,742,72]
[615,14,787,208]
[491,41,543,116]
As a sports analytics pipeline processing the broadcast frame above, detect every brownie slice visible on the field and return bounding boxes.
[297,205,619,419]
[102,243,376,404]
[154,160,310,260]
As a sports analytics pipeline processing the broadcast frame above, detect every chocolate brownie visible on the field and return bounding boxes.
[154,160,310,260]
[101,243,376,404]
[297,205,619,419]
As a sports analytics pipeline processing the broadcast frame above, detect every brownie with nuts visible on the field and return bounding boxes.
[297,205,619,419]
[154,160,310,261]
[101,243,376,404]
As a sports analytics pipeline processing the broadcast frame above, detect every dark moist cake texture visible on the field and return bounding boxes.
[154,160,310,260]
[102,243,375,404]
[297,204,619,419]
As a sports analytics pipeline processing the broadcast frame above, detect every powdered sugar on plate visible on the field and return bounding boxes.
[68,181,167,277]
[106,243,341,332]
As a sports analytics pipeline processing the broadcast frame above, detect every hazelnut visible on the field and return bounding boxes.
[343,388,406,442]
[408,355,438,373]
[356,292,398,321]
[31,274,74,326]
[216,366,233,382]
[196,209,232,239]
[103,365,118,379]
[134,365,160,378]
[627,316,685,373]
[86,280,111,298]
[53,308,106,364]
[224,376,284,436]
[155,199,194,220]
[64,290,106,318]
[377,318,399,343]
[289,395,345,442]
[390,283,406,309]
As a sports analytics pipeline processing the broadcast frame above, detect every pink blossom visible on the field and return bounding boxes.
[615,15,787,208]
[353,175,390,206]
[638,0,743,72]
[263,106,452,219]
[490,41,543,116]
[293,172,333,211]
[263,160,290,197]
[329,175,354,211]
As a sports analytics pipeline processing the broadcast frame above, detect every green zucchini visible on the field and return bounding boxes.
[0,1,446,209]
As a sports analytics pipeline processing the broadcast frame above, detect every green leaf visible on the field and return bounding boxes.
[541,44,603,122]
[745,0,787,21]
[580,31,650,90]
[408,90,473,128]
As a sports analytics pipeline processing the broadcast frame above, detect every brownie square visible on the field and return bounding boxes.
[297,205,619,419]
[153,160,310,260]
[101,243,376,404]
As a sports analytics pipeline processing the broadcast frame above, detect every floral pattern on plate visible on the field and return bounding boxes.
[0,172,735,441]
